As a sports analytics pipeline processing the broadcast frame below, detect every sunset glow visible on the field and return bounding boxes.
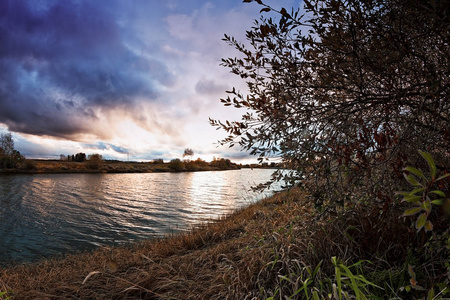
[0,0,299,163]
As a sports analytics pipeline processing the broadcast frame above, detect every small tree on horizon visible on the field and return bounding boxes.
[169,158,184,172]
[87,153,103,169]
[183,148,194,162]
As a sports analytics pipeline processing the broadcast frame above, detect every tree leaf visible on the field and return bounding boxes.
[404,166,426,180]
[402,195,422,203]
[397,188,424,196]
[260,7,271,13]
[424,220,433,232]
[402,207,422,216]
[429,190,445,197]
[396,191,411,196]
[421,199,431,213]
[436,173,450,181]
[419,150,436,179]
[410,187,425,195]
[415,213,427,231]
[431,199,444,205]
[280,7,291,18]
[404,174,422,187]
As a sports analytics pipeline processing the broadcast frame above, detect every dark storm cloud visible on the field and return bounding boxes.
[0,0,174,138]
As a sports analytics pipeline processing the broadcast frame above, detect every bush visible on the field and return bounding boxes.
[87,154,103,169]
[23,160,37,171]
[169,159,184,172]
[212,0,449,212]
[0,150,24,169]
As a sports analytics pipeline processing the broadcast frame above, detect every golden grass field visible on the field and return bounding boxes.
[24,160,169,173]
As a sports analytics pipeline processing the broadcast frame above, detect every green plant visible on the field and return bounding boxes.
[396,150,450,298]
[288,261,323,299]
[213,0,450,216]
[0,290,10,300]
[398,150,450,232]
[329,257,382,300]
[272,258,382,300]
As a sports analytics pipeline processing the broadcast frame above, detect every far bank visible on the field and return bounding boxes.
[0,158,247,174]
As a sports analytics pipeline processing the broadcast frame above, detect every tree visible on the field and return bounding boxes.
[152,158,164,164]
[211,0,449,209]
[0,132,24,168]
[183,148,194,162]
[0,132,14,157]
[87,153,103,169]
[169,158,184,172]
[74,153,86,162]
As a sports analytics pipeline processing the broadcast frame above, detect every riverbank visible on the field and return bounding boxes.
[0,159,242,174]
[0,188,448,299]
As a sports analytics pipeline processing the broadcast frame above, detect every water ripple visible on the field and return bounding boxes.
[0,169,281,265]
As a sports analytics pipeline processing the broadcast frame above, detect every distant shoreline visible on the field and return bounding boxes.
[0,159,278,175]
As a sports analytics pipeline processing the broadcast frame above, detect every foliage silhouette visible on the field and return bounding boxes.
[211,0,450,210]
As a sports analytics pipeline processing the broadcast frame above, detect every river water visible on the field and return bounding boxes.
[0,169,279,266]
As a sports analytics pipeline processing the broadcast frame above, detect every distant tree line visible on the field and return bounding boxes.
[66,153,87,162]
[64,152,103,169]
[168,157,240,172]
[151,158,164,164]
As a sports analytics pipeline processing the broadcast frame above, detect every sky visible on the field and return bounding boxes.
[0,0,300,163]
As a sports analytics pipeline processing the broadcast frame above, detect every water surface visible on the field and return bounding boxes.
[0,169,279,266]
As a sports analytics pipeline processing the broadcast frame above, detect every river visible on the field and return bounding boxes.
[0,169,280,266]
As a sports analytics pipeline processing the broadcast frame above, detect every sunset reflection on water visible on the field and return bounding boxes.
[0,169,280,265]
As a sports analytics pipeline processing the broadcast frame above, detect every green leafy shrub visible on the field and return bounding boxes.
[398,150,449,232]
[396,150,450,298]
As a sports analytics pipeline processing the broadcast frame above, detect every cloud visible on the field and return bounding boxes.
[0,0,175,140]
[84,142,129,154]
[110,144,129,154]
[195,79,228,95]
[0,0,279,162]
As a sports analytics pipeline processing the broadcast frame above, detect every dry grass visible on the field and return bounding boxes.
[0,188,447,299]
[0,189,309,299]
[14,160,169,174]
[7,159,244,174]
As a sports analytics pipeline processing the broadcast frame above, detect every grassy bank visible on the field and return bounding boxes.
[0,159,242,174]
[0,188,448,299]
